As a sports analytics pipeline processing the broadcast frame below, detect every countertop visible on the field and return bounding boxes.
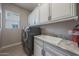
[34,35,79,55]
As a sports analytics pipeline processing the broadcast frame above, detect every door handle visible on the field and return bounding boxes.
[41,48,45,56]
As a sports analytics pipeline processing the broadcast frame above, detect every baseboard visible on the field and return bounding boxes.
[0,42,22,50]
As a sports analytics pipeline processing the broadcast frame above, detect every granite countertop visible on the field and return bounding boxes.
[34,35,79,55]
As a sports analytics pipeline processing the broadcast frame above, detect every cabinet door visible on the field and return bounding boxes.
[33,7,40,25]
[34,43,43,56]
[34,39,43,56]
[51,3,73,21]
[71,4,76,16]
[45,46,59,56]
[45,50,57,56]
[34,41,43,56]
[28,12,35,26]
[28,7,39,26]
[44,42,70,56]
[39,3,49,24]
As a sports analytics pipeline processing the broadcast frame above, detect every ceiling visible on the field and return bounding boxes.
[15,3,38,12]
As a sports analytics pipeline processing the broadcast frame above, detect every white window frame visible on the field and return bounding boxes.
[5,10,20,29]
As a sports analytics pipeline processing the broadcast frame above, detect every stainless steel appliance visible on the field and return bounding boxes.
[21,26,41,56]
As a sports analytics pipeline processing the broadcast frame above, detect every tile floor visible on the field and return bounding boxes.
[0,44,27,56]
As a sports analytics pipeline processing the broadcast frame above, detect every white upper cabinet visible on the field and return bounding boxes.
[39,3,49,24]
[50,3,76,21]
[28,3,77,26]
[28,12,34,26]
[28,6,39,26]
[34,7,40,25]
[71,4,76,16]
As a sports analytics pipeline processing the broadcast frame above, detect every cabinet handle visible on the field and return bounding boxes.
[34,20,36,24]
[41,48,46,56]
[48,16,51,20]
[34,20,35,24]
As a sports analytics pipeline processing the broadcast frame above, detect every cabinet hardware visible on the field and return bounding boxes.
[41,48,46,56]
[34,19,36,24]
[48,16,51,20]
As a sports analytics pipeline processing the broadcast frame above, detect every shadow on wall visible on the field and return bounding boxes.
[41,20,79,40]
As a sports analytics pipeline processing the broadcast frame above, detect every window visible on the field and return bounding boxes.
[5,11,20,29]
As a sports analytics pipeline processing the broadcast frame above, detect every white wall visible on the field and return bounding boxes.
[41,20,79,40]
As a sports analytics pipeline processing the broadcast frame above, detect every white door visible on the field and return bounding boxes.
[34,42,43,56]
[2,10,21,46]
[51,3,73,21]
[39,3,49,24]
